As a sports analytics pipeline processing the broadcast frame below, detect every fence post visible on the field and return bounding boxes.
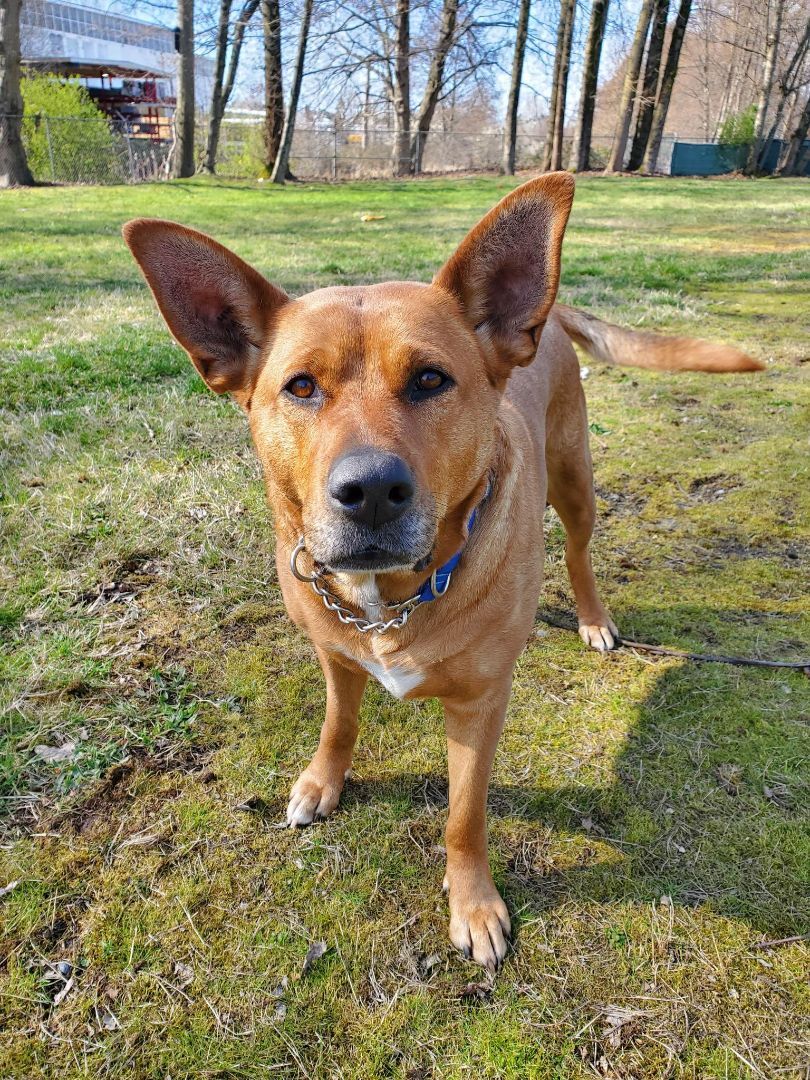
[44,116,56,182]
[123,130,135,183]
[332,124,338,181]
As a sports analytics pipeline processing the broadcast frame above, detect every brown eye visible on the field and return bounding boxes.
[285,375,316,400]
[414,369,447,393]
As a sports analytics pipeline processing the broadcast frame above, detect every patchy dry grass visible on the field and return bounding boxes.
[1,175,809,1078]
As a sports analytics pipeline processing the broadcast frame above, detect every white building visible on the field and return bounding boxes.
[21,0,213,137]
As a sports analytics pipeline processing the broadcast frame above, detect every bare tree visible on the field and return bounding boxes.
[391,0,411,176]
[0,0,33,187]
[502,0,531,175]
[271,0,314,181]
[604,0,655,173]
[410,0,459,172]
[318,0,491,176]
[204,0,260,173]
[627,0,670,170]
[173,0,196,177]
[262,0,284,173]
[542,0,575,172]
[568,0,610,172]
[203,0,233,173]
[642,0,692,173]
[746,0,785,172]
[778,86,810,174]
[761,13,810,170]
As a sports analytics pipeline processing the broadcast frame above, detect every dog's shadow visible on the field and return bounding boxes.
[340,623,809,941]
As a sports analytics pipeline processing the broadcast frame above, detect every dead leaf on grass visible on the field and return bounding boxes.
[717,763,743,794]
[173,961,194,988]
[601,1004,642,1049]
[100,1009,120,1031]
[763,782,794,809]
[0,880,20,899]
[34,742,77,763]
[301,940,327,976]
[458,980,493,1002]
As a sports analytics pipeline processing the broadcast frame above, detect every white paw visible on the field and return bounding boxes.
[578,618,619,653]
[286,769,346,827]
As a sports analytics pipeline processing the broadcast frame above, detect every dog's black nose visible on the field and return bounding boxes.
[328,450,414,528]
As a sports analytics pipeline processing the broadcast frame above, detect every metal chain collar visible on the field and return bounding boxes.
[289,538,449,634]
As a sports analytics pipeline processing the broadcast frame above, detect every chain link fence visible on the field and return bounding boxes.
[5,113,172,183]
[3,113,681,184]
[216,123,625,181]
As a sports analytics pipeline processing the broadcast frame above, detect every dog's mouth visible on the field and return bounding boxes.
[322,546,425,573]
[305,506,437,576]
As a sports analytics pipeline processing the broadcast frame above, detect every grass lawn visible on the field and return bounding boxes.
[1,174,809,1078]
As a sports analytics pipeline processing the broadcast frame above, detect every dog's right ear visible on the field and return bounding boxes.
[123,219,288,404]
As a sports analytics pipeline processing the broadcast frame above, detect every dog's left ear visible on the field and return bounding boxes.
[433,172,574,381]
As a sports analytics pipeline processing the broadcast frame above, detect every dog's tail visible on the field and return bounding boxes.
[555,304,763,373]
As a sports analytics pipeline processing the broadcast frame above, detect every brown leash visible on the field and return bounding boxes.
[537,615,810,673]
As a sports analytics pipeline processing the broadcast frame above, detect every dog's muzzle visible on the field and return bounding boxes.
[306,447,435,572]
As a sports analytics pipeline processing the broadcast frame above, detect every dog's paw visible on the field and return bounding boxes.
[578,616,619,653]
[444,869,511,973]
[286,766,348,827]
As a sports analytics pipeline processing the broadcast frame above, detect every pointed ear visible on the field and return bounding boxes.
[123,219,289,403]
[433,173,574,380]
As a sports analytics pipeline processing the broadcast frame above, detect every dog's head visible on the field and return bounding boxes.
[123,174,573,573]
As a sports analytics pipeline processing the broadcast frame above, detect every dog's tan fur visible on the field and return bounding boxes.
[124,175,761,971]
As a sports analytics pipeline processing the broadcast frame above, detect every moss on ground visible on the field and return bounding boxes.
[1,175,808,1077]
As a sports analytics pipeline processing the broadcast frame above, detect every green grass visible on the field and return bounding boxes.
[1,175,809,1078]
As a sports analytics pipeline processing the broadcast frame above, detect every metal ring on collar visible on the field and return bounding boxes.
[429,568,452,597]
[290,537,318,583]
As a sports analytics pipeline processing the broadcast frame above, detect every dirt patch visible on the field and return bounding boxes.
[594,484,648,518]
[48,744,212,836]
[710,536,805,565]
[687,473,743,503]
[74,552,165,613]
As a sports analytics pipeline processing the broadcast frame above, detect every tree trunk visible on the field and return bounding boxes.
[542,0,575,172]
[501,0,531,175]
[550,0,575,170]
[261,0,284,173]
[746,0,785,174]
[203,0,233,174]
[714,0,745,138]
[627,0,669,171]
[173,0,196,178]
[778,91,810,175]
[642,0,692,174]
[271,0,313,182]
[568,0,610,172]
[604,0,655,173]
[410,0,458,174]
[391,0,411,176]
[0,0,34,187]
[760,13,810,173]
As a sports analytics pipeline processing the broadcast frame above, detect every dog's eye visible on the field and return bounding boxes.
[410,368,452,400]
[285,375,317,400]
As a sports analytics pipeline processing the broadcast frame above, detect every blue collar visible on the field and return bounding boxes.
[415,481,490,604]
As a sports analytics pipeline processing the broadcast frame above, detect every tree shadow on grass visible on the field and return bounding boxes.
[342,612,810,942]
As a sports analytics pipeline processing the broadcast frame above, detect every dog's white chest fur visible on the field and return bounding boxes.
[334,574,424,700]
[360,659,423,699]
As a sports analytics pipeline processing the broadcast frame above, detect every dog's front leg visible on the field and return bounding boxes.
[442,683,512,972]
[287,648,368,827]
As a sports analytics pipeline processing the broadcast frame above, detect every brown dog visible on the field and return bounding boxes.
[124,174,760,971]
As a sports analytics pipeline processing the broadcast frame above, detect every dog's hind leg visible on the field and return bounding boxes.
[545,352,618,653]
[286,648,368,826]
